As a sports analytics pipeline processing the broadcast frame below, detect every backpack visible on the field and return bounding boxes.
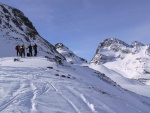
[15,45,19,50]
[27,53,30,57]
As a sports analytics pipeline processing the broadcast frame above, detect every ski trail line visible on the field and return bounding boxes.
[48,82,58,92]
[59,94,82,113]
[0,95,18,112]
[41,82,50,94]
[30,83,38,112]
[71,87,116,113]
[48,82,81,113]
[66,86,98,113]
[80,94,97,113]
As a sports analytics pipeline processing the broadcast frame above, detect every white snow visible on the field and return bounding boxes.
[89,63,150,97]
[0,56,150,113]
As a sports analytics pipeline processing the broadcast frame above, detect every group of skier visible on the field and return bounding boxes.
[15,43,38,57]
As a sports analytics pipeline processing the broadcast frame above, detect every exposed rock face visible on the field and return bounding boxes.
[90,38,146,64]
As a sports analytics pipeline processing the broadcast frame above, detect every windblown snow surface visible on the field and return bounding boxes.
[0,57,150,113]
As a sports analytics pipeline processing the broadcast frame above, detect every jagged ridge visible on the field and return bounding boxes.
[90,38,147,64]
[55,43,87,64]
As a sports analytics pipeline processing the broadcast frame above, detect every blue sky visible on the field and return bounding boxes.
[1,0,150,61]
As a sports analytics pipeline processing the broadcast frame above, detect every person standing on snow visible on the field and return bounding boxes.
[20,44,26,57]
[26,44,32,56]
[33,43,37,56]
[15,45,20,56]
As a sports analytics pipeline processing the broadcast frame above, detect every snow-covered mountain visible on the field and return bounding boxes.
[90,38,150,85]
[0,2,150,113]
[0,3,64,60]
[55,43,87,64]
[90,38,150,64]
[0,56,150,113]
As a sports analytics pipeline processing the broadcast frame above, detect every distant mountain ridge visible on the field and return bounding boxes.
[131,41,145,47]
[90,38,147,64]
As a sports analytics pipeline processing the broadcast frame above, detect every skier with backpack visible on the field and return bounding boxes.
[15,45,20,56]
[33,43,37,56]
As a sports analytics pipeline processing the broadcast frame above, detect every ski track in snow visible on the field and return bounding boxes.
[0,66,99,113]
[80,94,97,113]
[30,83,38,112]
[43,80,95,113]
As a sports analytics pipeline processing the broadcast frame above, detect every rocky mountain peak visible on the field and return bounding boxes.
[131,41,144,47]
[55,43,87,64]
[99,38,130,48]
[55,43,69,50]
[90,38,147,64]
[0,3,39,40]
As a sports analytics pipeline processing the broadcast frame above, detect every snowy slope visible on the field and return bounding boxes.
[0,57,150,113]
[0,3,64,60]
[55,43,87,64]
[103,52,150,85]
[89,63,150,97]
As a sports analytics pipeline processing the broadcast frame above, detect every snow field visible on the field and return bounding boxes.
[0,57,150,113]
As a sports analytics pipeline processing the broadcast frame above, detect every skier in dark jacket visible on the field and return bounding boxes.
[15,45,20,56]
[27,44,32,56]
[33,43,37,56]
